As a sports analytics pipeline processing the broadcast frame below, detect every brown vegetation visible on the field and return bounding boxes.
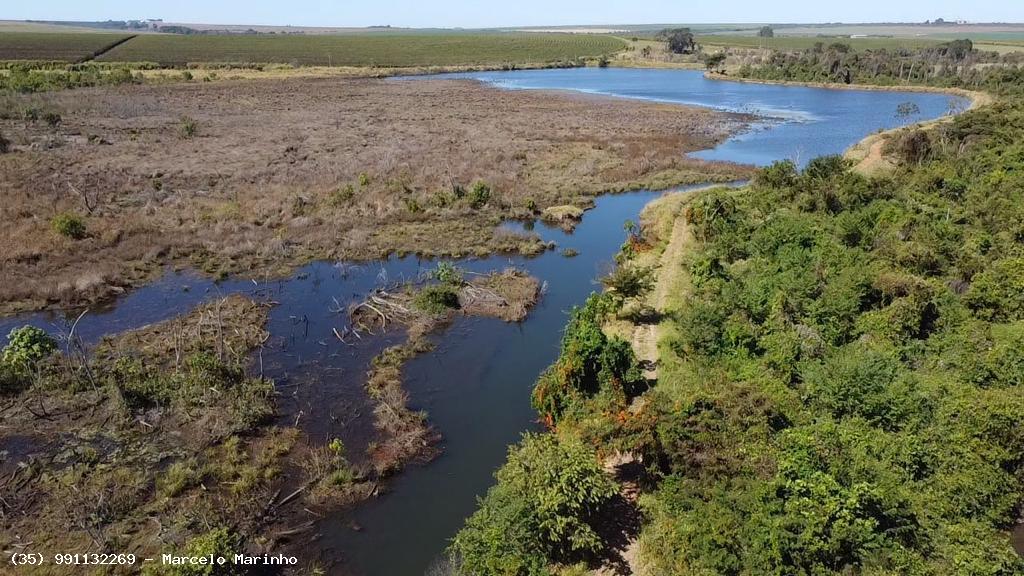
[0,296,291,567]
[0,76,749,314]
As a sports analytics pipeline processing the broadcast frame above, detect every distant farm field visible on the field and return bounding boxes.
[698,34,943,51]
[95,33,627,66]
[0,32,133,61]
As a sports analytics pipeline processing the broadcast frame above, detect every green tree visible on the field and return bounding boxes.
[450,433,617,575]
[704,52,727,73]
[662,28,697,54]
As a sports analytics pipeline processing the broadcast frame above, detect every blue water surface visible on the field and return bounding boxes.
[434,67,966,166]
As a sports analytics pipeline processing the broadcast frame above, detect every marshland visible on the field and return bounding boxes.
[2,11,1024,576]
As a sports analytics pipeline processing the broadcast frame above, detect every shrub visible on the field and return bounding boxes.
[601,265,654,302]
[532,294,643,421]
[143,527,244,576]
[802,154,848,181]
[414,285,460,315]
[329,183,355,206]
[178,116,198,139]
[432,261,464,286]
[755,159,798,188]
[3,325,57,369]
[891,130,932,165]
[0,362,30,395]
[51,212,87,239]
[450,433,617,575]
[156,460,202,498]
[469,181,491,209]
[0,129,8,153]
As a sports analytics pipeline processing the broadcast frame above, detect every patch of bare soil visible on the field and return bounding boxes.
[0,76,751,314]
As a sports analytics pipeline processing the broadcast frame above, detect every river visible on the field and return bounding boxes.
[0,69,963,575]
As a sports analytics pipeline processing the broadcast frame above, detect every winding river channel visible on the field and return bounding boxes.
[0,69,964,575]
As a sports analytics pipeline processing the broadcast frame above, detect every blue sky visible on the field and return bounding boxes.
[4,1,1023,28]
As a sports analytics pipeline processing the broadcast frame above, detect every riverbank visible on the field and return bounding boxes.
[704,71,993,175]
[704,71,992,106]
[584,72,1003,576]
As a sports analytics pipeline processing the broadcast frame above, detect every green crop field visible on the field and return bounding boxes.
[95,32,627,66]
[698,34,943,51]
[0,32,134,61]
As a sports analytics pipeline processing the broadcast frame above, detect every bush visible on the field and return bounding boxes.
[144,527,244,576]
[469,181,491,209]
[450,433,617,575]
[329,183,355,206]
[178,116,198,139]
[414,285,460,314]
[0,130,8,153]
[755,159,798,188]
[802,155,848,181]
[531,294,643,421]
[432,261,464,286]
[51,212,86,239]
[891,130,932,165]
[3,325,57,369]
[601,265,654,302]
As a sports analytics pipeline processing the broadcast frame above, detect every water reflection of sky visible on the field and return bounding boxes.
[431,67,966,167]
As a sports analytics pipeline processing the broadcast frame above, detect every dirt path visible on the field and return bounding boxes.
[846,89,994,176]
[593,453,645,576]
[627,190,697,380]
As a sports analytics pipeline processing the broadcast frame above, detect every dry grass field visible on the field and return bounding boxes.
[0,76,750,313]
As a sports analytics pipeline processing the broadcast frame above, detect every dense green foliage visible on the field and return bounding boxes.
[450,433,617,576]
[633,99,1024,574]
[2,325,56,371]
[736,40,1024,91]
[457,63,1024,573]
[531,294,644,424]
[50,212,87,239]
[93,32,626,67]
[414,284,460,314]
[700,35,945,52]
[0,61,140,92]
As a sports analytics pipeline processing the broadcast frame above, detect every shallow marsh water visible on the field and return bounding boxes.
[0,69,966,575]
